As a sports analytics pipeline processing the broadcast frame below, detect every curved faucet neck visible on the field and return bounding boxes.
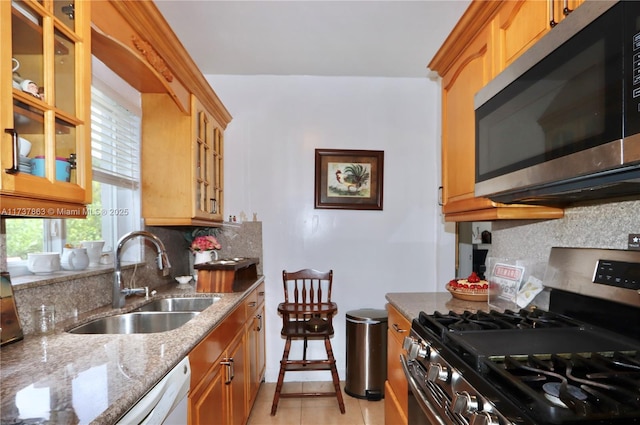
[112,231,171,308]
[115,230,165,267]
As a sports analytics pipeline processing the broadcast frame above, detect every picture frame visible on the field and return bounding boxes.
[314,149,384,210]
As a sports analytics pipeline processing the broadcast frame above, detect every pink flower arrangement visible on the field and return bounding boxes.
[190,235,221,252]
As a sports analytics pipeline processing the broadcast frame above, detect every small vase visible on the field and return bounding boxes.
[194,250,218,265]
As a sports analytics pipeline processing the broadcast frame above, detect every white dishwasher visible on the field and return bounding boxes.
[116,356,191,425]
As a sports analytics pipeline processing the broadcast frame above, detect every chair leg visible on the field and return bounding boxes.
[303,337,308,362]
[271,337,292,416]
[325,336,346,414]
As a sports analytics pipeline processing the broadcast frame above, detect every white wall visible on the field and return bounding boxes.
[207,75,455,382]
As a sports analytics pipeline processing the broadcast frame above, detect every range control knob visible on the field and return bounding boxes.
[452,391,479,415]
[426,362,448,382]
[402,336,429,360]
[470,411,500,425]
[402,336,414,351]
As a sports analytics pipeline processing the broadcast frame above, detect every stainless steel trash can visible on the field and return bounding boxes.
[345,308,388,400]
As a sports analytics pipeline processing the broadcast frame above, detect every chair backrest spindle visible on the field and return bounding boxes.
[282,269,333,324]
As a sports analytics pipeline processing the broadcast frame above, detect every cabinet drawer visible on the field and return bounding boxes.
[387,304,410,343]
[245,281,265,316]
[190,302,246,390]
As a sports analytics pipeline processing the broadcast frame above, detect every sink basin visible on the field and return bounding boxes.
[68,311,199,334]
[133,296,221,312]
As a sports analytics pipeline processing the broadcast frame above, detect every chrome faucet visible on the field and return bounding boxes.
[113,231,172,308]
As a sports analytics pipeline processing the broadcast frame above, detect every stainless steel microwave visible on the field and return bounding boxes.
[474,0,640,206]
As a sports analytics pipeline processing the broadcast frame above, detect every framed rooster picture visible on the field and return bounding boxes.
[314,149,384,210]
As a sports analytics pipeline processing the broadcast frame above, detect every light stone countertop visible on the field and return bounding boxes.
[0,277,265,425]
[385,292,491,322]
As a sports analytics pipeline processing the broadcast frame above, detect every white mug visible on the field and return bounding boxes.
[12,58,19,73]
[82,240,105,267]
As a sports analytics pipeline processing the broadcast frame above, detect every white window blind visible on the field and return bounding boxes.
[90,86,141,189]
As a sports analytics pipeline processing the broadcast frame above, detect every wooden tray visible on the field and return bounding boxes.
[446,284,488,302]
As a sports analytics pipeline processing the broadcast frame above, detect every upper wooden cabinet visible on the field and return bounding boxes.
[492,0,584,71]
[430,0,583,222]
[91,1,232,227]
[440,24,494,216]
[142,94,226,226]
[1,0,92,217]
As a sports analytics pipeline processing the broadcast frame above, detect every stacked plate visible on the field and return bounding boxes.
[19,155,32,174]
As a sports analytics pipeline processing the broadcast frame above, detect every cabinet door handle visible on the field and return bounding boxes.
[255,313,263,332]
[392,323,407,333]
[210,198,217,214]
[248,301,257,307]
[258,291,265,297]
[221,357,234,384]
[437,186,443,207]
[563,0,572,16]
[549,0,557,27]
[4,129,19,174]
[68,153,77,170]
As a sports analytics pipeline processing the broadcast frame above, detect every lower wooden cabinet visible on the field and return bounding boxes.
[189,348,228,424]
[384,380,407,425]
[247,303,266,408]
[189,282,265,425]
[229,332,248,425]
[246,282,266,414]
[385,304,410,425]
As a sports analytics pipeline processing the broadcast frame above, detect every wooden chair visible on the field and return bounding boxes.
[270,269,346,416]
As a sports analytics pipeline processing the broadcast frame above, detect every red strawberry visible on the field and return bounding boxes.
[467,271,481,283]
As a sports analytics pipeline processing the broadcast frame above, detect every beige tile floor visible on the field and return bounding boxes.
[247,381,385,425]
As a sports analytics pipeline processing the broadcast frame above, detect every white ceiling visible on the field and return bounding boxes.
[154,0,471,79]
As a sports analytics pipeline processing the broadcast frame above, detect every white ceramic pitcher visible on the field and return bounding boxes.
[61,247,89,271]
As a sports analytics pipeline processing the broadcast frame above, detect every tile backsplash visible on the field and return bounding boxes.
[489,199,639,262]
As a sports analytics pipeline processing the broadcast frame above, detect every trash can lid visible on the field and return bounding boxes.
[346,308,388,322]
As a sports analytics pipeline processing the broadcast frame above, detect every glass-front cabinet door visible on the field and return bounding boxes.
[2,0,90,217]
[193,97,223,222]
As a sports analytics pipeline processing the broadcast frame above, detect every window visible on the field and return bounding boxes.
[6,58,142,276]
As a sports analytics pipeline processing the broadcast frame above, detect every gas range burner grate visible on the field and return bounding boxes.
[485,351,640,423]
[418,309,582,340]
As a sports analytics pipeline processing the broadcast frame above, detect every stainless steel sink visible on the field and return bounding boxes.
[133,296,221,312]
[68,311,199,334]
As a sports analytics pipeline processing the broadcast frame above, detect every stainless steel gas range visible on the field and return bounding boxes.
[402,247,640,425]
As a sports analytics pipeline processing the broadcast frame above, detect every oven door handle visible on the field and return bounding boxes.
[400,354,447,425]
